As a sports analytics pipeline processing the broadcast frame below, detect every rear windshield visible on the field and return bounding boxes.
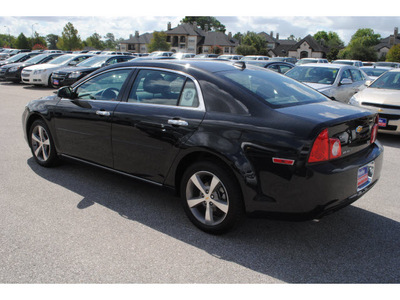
[218,68,328,108]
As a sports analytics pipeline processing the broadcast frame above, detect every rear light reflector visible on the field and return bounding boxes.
[308,128,342,163]
[272,158,295,165]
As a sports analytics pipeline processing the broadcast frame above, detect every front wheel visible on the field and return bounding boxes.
[29,119,59,167]
[180,161,244,234]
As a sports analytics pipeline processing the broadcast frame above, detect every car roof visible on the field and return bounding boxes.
[294,63,347,69]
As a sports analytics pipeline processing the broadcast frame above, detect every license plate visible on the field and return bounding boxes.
[53,79,59,85]
[378,117,387,127]
[357,161,375,191]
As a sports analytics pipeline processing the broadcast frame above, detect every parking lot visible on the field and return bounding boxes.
[1,81,400,284]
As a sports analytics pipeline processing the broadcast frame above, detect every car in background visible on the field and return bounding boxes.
[296,58,329,65]
[2,53,63,83]
[286,63,370,102]
[374,62,400,68]
[360,66,392,81]
[50,55,134,88]
[240,55,270,61]
[217,54,243,61]
[269,57,298,64]
[332,59,363,67]
[171,53,195,59]
[0,49,17,60]
[43,50,64,54]
[21,54,93,87]
[194,54,219,59]
[362,61,375,67]
[245,60,294,74]
[148,51,174,57]
[0,51,41,68]
[349,69,400,134]
[22,59,383,234]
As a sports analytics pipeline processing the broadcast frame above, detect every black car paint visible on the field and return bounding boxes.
[23,60,383,219]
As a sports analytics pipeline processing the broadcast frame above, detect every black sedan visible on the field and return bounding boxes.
[22,60,383,234]
[244,60,295,74]
[50,55,134,88]
[1,53,63,83]
[0,51,40,67]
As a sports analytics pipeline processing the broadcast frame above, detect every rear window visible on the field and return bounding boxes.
[218,68,328,108]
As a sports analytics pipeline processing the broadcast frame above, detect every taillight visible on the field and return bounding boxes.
[308,128,342,163]
[370,115,379,144]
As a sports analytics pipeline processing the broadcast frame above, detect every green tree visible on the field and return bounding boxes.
[338,28,380,61]
[147,31,171,52]
[30,31,46,49]
[57,22,82,50]
[240,31,268,55]
[180,16,226,33]
[46,34,59,50]
[386,44,400,62]
[84,33,105,50]
[15,33,30,50]
[104,33,117,50]
[236,44,257,56]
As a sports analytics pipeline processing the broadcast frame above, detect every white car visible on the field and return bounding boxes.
[21,54,93,86]
[360,66,393,81]
[349,69,400,134]
[286,63,371,103]
[240,55,270,61]
[332,59,363,67]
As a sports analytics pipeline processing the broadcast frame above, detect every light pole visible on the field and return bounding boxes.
[4,26,10,47]
[31,23,38,49]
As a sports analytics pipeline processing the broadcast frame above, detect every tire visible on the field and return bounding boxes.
[180,160,244,234]
[29,119,59,167]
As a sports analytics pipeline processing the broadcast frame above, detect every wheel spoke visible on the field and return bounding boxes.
[208,175,220,195]
[204,202,214,225]
[31,133,41,144]
[190,174,207,195]
[210,198,229,214]
[187,196,205,208]
[34,145,42,158]
[42,146,49,161]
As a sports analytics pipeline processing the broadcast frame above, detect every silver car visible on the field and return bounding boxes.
[285,63,371,103]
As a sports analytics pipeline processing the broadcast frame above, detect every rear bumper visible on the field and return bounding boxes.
[245,141,384,219]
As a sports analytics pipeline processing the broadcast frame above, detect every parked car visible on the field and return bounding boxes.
[374,62,400,68]
[50,55,134,88]
[194,54,219,58]
[286,63,370,102]
[21,54,93,87]
[362,61,375,67]
[22,60,383,233]
[269,57,298,64]
[1,53,63,83]
[0,51,41,68]
[148,51,174,57]
[171,53,195,59]
[217,54,243,60]
[87,50,102,55]
[0,49,17,60]
[240,55,270,61]
[245,60,294,74]
[331,59,363,67]
[296,58,329,65]
[349,69,400,134]
[360,66,392,81]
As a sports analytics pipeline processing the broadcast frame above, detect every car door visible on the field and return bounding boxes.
[53,68,133,167]
[112,68,206,184]
[335,69,354,102]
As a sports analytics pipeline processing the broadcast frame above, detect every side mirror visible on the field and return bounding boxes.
[340,78,353,85]
[57,86,75,99]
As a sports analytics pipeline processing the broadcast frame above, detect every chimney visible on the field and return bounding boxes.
[135,31,139,38]
[395,27,399,37]
[270,31,273,38]
[276,33,279,40]
[193,21,197,30]
[205,24,208,32]
[129,34,133,39]
[167,22,171,30]
[228,32,232,39]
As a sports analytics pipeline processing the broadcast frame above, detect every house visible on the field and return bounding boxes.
[119,31,153,54]
[375,27,400,59]
[287,35,329,59]
[258,31,297,57]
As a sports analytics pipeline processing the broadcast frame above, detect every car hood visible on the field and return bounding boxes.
[354,87,400,105]
[54,66,97,74]
[24,63,60,71]
[303,82,332,91]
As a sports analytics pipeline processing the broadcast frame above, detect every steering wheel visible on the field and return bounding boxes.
[100,87,119,100]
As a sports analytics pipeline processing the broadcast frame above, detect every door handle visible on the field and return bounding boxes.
[96,110,111,117]
[168,119,188,126]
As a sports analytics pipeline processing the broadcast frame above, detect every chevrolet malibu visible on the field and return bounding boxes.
[22,60,383,234]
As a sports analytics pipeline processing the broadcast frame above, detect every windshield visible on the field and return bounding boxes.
[297,59,317,65]
[375,62,399,68]
[332,60,354,66]
[219,68,328,108]
[7,53,27,62]
[48,55,74,65]
[361,68,389,77]
[25,54,49,64]
[77,55,108,67]
[286,66,339,85]
[369,71,400,90]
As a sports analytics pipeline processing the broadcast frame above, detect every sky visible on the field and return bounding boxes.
[2,1,400,45]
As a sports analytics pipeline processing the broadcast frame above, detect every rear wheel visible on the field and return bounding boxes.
[180,161,244,234]
[29,120,59,167]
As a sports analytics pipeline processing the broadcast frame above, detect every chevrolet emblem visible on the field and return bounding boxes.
[356,126,363,133]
